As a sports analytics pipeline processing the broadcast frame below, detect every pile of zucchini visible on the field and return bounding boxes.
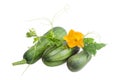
[12,27,106,72]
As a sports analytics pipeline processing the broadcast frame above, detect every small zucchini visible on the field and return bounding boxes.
[42,45,79,66]
[67,50,92,72]
[42,59,66,67]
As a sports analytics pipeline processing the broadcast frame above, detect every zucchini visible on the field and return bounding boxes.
[42,59,66,67]
[45,48,72,61]
[42,45,79,66]
[12,27,67,66]
[43,46,64,60]
[67,50,92,72]
[23,37,49,64]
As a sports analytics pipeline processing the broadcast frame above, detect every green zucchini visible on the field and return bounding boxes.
[12,27,67,66]
[23,37,49,64]
[67,50,92,72]
[42,45,79,66]
[45,48,72,61]
[42,59,66,67]
[43,46,64,59]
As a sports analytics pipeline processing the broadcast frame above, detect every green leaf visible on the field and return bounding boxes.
[46,37,63,47]
[84,38,94,45]
[83,44,96,55]
[83,38,106,56]
[44,32,64,47]
[95,43,106,50]
[33,37,39,43]
[26,28,37,38]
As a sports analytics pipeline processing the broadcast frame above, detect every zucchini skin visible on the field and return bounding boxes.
[42,46,79,66]
[42,59,66,67]
[23,27,67,64]
[67,51,92,72]
[23,38,49,64]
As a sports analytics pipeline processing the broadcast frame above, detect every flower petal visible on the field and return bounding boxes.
[64,29,84,48]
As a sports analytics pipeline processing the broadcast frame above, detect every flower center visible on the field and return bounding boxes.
[74,39,78,41]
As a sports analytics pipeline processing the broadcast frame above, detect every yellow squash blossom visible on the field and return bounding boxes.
[64,29,84,48]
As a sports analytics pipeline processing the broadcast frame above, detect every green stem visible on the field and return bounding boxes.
[12,59,27,66]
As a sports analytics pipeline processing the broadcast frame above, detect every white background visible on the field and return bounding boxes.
[0,0,120,80]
